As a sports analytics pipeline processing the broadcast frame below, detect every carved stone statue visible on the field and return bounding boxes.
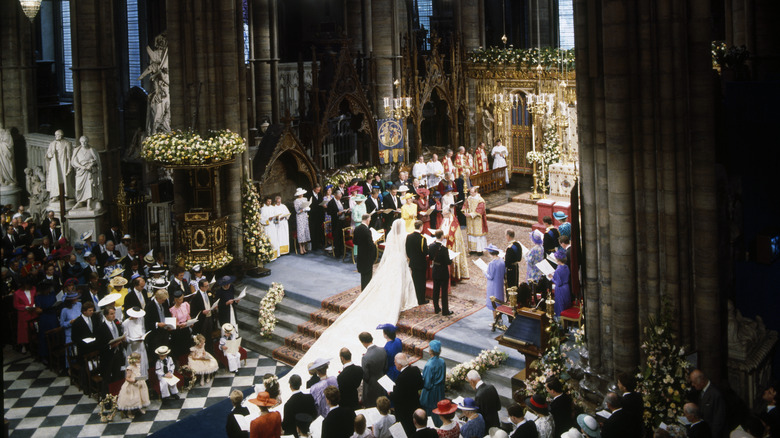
[139,32,170,134]
[482,107,494,145]
[71,136,102,210]
[0,128,15,186]
[24,166,48,223]
[46,129,73,202]
[727,299,767,361]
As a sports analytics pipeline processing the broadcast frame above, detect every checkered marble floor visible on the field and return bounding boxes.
[3,349,290,438]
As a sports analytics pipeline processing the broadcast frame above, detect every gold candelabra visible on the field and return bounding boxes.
[383,97,412,119]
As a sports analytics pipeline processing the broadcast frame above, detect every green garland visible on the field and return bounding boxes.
[468,47,575,70]
[141,129,247,165]
[242,179,275,265]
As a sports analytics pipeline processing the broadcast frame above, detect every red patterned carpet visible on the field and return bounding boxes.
[272,286,481,366]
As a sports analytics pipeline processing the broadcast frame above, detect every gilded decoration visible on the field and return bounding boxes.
[261,126,319,194]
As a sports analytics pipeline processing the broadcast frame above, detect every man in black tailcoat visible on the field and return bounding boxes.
[327,191,349,258]
[353,214,376,290]
[405,220,428,305]
[428,230,452,315]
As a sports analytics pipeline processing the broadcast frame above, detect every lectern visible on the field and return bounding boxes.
[496,307,549,395]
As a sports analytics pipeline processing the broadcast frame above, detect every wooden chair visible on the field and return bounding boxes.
[66,343,83,390]
[82,350,103,399]
[342,228,355,263]
[45,327,68,375]
[27,318,40,361]
[560,299,583,330]
[323,220,334,256]
[375,233,386,262]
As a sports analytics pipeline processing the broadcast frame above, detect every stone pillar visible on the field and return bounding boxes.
[251,0,273,128]
[346,0,363,54]
[461,0,481,51]
[575,0,723,380]
[0,1,36,134]
[372,0,394,105]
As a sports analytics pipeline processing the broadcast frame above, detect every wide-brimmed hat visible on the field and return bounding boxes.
[149,266,165,276]
[127,307,145,318]
[218,275,235,286]
[110,267,125,278]
[64,291,81,300]
[530,230,544,245]
[485,244,500,254]
[64,278,79,288]
[402,193,415,201]
[149,277,170,289]
[192,264,202,272]
[352,194,367,203]
[122,234,131,240]
[457,398,478,411]
[154,345,170,356]
[524,394,549,415]
[294,188,307,197]
[143,250,155,264]
[377,323,397,334]
[308,357,329,371]
[561,429,582,438]
[398,185,409,193]
[416,188,430,197]
[109,276,128,287]
[432,399,458,415]
[222,323,234,333]
[98,292,122,307]
[489,428,509,438]
[80,230,93,241]
[576,414,601,437]
[249,391,277,407]
[553,211,568,221]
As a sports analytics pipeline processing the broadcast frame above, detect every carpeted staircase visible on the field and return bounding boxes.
[485,194,539,228]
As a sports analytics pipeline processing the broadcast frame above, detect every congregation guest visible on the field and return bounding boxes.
[169,289,192,356]
[760,381,779,437]
[371,396,396,438]
[576,414,601,438]
[352,414,374,438]
[154,345,179,400]
[458,398,486,438]
[382,186,401,234]
[432,399,460,438]
[116,234,131,258]
[274,196,291,255]
[490,139,509,184]
[310,358,338,417]
[96,306,125,383]
[220,323,242,373]
[689,369,725,438]
[526,230,545,283]
[378,323,403,381]
[365,189,382,227]
[337,347,363,411]
[436,173,457,202]
[442,150,455,177]
[555,211,570,239]
[84,280,103,312]
[60,286,82,344]
[107,225,123,247]
[249,391,282,438]
[547,377,575,436]
[549,249,571,317]
[412,409,439,438]
[617,372,644,427]
[466,370,501,429]
[429,230,453,316]
[188,264,205,293]
[261,197,280,260]
[463,187,487,253]
[482,244,506,324]
[190,277,215,344]
[506,403,538,438]
[34,279,59,361]
[189,333,218,386]
[600,392,632,438]
[358,331,387,407]
[396,171,415,195]
[348,178,363,197]
[227,389,251,438]
[217,275,241,330]
[401,193,418,233]
[412,156,428,183]
[427,154,444,189]
[420,340,446,426]
[503,229,522,290]
[353,214,376,290]
[294,187,312,254]
[310,184,326,250]
[168,266,187,301]
[524,393,553,438]
[282,374,318,437]
[108,275,129,314]
[123,307,149,377]
[328,190,349,258]
[359,175,373,198]
[124,276,149,311]
[146,288,172,355]
[390,352,424,436]
[322,386,357,438]
[541,216,560,255]
[405,220,429,306]
[116,352,150,419]
[296,414,314,438]
[474,142,489,174]
[306,362,320,389]
[72,301,100,357]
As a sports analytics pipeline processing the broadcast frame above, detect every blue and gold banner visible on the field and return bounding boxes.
[377,118,404,164]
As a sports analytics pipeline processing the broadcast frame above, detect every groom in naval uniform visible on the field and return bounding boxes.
[405,220,429,305]
[353,214,376,290]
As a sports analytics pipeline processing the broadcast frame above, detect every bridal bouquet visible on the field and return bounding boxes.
[445,347,508,391]
[258,282,285,338]
[141,129,246,165]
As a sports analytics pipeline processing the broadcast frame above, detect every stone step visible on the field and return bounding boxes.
[485,214,536,228]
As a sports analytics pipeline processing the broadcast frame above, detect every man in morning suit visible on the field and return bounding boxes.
[321,386,356,438]
[467,370,501,430]
[309,184,325,250]
[353,214,377,290]
[382,186,401,234]
[365,189,383,229]
[506,403,539,438]
[282,374,317,438]
[617,372,644,427]
[405,220,429,305]
[411,409,439,438]
[359,331,387,408]
[504,229,523,291]
[145,288,172,357]
[429,230,452,315]
[689,369,725,438]
[96,306,125,385]
[390,353,424,437]
[684,403,713,438]
[327,191,348,258]
[189,277,216,351]
[600,392,633,438]
[124,277,149,311]
[337,348,363,411]
[71,301,100,357]
[546,377,576,436]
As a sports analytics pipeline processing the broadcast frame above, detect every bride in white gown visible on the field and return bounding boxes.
[246,219,418,417]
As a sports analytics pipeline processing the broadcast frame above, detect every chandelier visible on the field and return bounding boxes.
[383,97,412,119]
[19,0,42,21]
[493,92,520,113]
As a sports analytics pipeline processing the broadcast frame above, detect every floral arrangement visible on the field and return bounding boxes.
[445,346,508,391]
[242,179,276,265]
[636,309,691,428]
[179,365,198,391]
[468,46,575,70]
[258,282,285,338]
[526,317,569,394]
[323,166,379,188]
[176,253,234,271]
[526,121,562,193]
[712,40,750,72]
[98,393,117,423]
[141,129,247,165]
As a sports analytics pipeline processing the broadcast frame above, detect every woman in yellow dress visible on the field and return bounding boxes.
[400,193,418,233]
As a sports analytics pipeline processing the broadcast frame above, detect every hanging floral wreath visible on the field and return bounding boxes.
[141,129,247,165]
[445,347,508,391]
[242,179,276,265]
[179,365,198,391]
[98,394,117,423]
[258,282,285,338]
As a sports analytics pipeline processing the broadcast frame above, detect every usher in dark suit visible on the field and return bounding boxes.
[428,240,451,314]
[361,344,388,407]
[353,223,376,290]
[337,362,364,411]
[510,420,539,438]
[282,391,317,437]
[391,365,424,436]
[405,231,429,305]
[475,382,502,429]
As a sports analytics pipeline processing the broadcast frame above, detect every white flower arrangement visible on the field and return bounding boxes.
[141,129,247,165]
[257,282,285,338]
[445,346,508,391]
[242,179,275,265]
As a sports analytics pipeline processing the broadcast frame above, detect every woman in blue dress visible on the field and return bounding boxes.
[35,279,60,361]
[526,230,545,283]
[59,279,82,344]
[378,323,402,381]
[482,244,506,321]
[549,248,571,317]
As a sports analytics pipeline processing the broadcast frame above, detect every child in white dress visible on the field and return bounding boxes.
[116,353,150,419]
[188,334,218,386]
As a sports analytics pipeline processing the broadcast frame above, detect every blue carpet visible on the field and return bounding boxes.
[149,368,290,438]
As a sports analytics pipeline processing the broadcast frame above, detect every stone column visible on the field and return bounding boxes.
[0,1,36,134]
[346,0,363,54]
[461,0,481,51]
[372,0,394,106]
[251,0,273,128]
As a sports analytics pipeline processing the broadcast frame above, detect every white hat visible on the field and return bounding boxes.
[397,185,409,193]
[308,358,329,371]
[127,307,145,318]
[81,230,93,241]
[192,264,202,272]
[98,292,122,307]
[122,234,131,240]
[560,429,582,438]
[155,345,171,356]
[222,323,234,333]
[294,187,307,197]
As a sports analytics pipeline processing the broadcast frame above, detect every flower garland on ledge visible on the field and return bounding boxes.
[141,129,247,165]
[176,253,234,271]
[323,166,379,188]
[445,347,508,392]
[242,179,276,265]
[258,283,285,338]
[468,47,575,70]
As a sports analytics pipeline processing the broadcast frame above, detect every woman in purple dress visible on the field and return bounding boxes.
[550,248,571,317]
[482,244,505,322]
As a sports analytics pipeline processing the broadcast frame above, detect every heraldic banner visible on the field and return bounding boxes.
[377,118,404,164]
